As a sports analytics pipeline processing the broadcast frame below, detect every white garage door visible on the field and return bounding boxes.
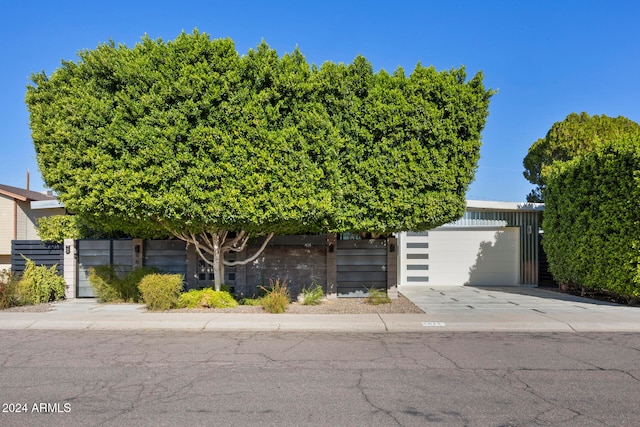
[401,227,520,286]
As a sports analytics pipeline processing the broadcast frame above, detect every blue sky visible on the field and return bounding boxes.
[1,0,639,201]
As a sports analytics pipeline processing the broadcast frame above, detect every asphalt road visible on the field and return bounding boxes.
[1,330,639,426]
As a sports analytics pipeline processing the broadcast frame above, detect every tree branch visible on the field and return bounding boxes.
[200,231,215,250]
[192,242,216,267]
[190,231,217,257]
[224,231,247,251]
[224,232,250,253]
[224,232,275,266]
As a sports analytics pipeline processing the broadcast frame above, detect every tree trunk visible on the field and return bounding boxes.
[212,235,223,291]
[172,230,274,292]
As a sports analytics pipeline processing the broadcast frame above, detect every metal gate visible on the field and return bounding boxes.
[77,240,133,298]
[336,239,387,297]
[143,240,188,276]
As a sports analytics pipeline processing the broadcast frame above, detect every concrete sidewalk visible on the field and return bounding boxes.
[1,287,639,332]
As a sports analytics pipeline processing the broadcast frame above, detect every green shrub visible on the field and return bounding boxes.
[543,140,640,301]
[138,273,183,311]
[89,265,158,302]
[177,289,203,308]
[301,282,325,305]
[88,265,120,302]
[241,297,262,306]
[124,267,159,301]
[366,287,391,305]
[260,278,290,313]
[17,258,65,305]
[37,215,86,243]
[178,288,239,309]
[0,269,20,309]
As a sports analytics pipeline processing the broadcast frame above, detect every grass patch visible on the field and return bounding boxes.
[241,297,263,306]
[301,282,324,305]
[260,278,290,313]
[366,287,391,305]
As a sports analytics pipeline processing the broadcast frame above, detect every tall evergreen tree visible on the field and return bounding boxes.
[27,30,493,289]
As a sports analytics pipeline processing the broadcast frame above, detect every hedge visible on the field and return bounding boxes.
[542,138,640,301]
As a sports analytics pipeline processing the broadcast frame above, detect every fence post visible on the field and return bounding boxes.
[63,239,77,299]
[387,236,398,299]
[186,243,198,290]
[326,233,337,299]
[232,247,248,296]
[132,239,143,269]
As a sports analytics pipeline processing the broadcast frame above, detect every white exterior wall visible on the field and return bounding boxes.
[16,203,64,241]
[63,238,77,299]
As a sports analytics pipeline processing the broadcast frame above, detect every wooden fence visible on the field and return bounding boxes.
[11,240,64,275]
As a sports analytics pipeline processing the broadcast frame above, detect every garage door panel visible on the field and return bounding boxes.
[402,228,519,287]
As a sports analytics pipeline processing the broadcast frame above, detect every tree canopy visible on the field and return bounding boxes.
[26,30,493,288]
[523,112,640,201]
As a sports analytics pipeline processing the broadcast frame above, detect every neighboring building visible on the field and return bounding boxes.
[0,184,65,270]
[397,200,544,288]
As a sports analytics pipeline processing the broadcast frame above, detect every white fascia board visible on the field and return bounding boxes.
[466,199,544,212]
[30,199,65,210]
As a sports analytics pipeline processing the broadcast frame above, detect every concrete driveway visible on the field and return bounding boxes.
[398,285,640,332]
[399,285,623,313]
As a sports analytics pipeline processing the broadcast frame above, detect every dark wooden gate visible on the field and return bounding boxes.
[144,240,188,276]
[336,239,388,297]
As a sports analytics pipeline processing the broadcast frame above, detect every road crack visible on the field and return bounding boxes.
[356,369,402,426]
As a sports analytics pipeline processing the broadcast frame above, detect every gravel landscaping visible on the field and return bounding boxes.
[170,293,424,314]
[2,293,424,314]
[2,303,53,313]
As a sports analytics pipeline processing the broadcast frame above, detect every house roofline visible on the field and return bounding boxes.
[0,189,28,201]
[466,199,544,212]
[0,184,56,202]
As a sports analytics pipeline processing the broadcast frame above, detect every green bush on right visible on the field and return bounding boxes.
[138,273,184,311]
[542,138,640,302]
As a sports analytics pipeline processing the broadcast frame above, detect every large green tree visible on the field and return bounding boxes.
[523,112,640,201]
[27,30,493,289]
